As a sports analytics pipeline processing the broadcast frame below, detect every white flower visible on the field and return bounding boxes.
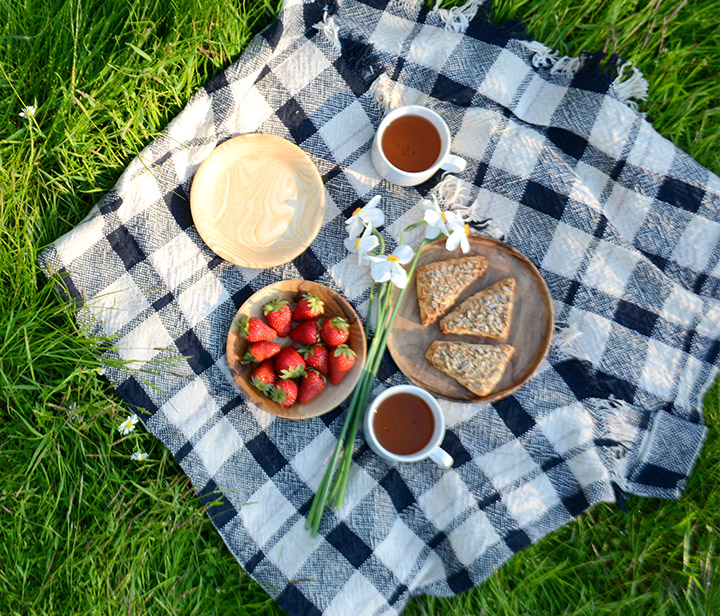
[118,414,139,435]
[367,244,414,288]
[422,197,449,239]
[345,195,385,239]
[130,451,149,461]
[444,211,470,253]
[19,105,35,119]
[343,225,379,264]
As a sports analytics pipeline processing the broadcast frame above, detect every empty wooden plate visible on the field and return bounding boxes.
[226,280,367,420]
[388,236,554,402]
[190,134,325,269]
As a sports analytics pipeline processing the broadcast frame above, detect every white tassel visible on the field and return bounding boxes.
[433,173,474,211]
[613,61,649,112]
[519,40,559,68]
[553,320,594,364]
[433,0,483,34]
[587,396,638,449]
[549,55,585,78]
[518,40,584,78]
[586,395,642,491]
[313,9,341,53]
[368,72,402,113]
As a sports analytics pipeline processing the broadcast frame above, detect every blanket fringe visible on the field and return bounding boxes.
[432,0,484,33]
[313,8,341,52]
[553,319,594,364]
[612,61,649,112]
[519,41,648,110]
[368,72,403,113]
[433,174,474,212]
[586,395,641,491]
[519,40,585,77]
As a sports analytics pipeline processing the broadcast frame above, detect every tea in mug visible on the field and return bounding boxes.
[381,115,442,173]
[373,392,435,455]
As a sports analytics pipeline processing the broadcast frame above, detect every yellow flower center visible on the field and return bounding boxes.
[387,255,400,263]
[351,207,362,216]
[441,212,447,222]
[354,237,361,249]
[464,223,470,235]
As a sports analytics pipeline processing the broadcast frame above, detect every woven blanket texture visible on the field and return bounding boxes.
[39,0,720,614]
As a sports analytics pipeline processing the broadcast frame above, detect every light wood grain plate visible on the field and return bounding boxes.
[226,280,366,420]
[190,134,325,268]
[388,236,553,402]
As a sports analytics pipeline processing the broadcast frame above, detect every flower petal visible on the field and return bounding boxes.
[393,244,414,264]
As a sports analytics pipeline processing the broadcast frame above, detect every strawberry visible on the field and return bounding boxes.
[329,344,357,385]
[250,359,276,396]
[292,292,324,321]
[320,316,350,347]
[274,346,306,380]
[263,298,292,337]
[272,379,298,407]
[289,319,320,345]
[236,315,277,342]
[299,343,329,377]
[298,369,326,404]
[241,341,281,364]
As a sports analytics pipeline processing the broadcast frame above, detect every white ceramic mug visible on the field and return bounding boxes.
[364,384,454,468]
[370,105,467,187]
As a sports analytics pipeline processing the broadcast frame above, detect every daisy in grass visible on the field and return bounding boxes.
[19,105,35,118]
[118,413,139,435]
[130,452,149,461]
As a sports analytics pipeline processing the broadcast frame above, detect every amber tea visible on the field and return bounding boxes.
[380,115,442,173]
[373,392,435,455]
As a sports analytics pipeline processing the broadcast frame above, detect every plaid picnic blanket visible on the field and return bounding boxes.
[39,0,720,613]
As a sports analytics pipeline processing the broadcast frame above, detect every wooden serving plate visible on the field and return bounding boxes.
[190,134,325,269]
[226,280,367,420]
[388,236,553,402]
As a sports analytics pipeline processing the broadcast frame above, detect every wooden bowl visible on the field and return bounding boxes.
[226,280,367,419]
[190,133,325,268]
[388,236,554,403]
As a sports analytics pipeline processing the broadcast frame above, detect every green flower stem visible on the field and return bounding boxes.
[307,238,429,534]
[329,240,429,512]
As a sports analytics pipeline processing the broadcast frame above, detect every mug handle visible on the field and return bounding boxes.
[440,154,467,174]
[428,446,454,469]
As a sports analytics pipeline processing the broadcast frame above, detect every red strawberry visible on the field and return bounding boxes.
[274,346,307,380]
[298,369,326,404]
[272,379,298,407]
[250,359,276,396]
[236,315,277,342]
[329,344,357,385]
[242,341,281,364]
[320,316,350,347]
[263,299,292,337]
[299,343,329,377]
[289,319,320,345]
[292,292,324,321]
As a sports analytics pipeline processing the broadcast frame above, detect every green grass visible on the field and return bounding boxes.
[1,0,718,614]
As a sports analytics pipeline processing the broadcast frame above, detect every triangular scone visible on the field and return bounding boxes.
[439,277,516,339]
[425,340,515,397]
[416,256,488,326]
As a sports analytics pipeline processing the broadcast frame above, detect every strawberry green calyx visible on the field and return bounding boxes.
[301,292,324,313]
[263,298,289,315]
[278,365,306,380]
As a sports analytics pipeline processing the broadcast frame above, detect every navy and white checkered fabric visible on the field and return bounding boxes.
[39,0,720,613]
